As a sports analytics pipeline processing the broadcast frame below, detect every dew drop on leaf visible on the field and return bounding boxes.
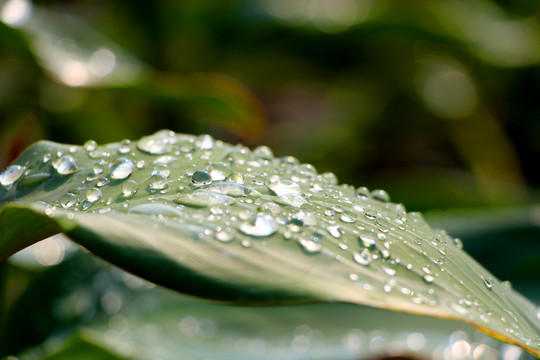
[206,162,231,181]
[52,155,78,175]
[267,180,301,197]
[0,165,26,186]
[83,140,98,152]
[353,248,373,266]
[151,164,170,178]
[239,213,277,237]
[86,188,103,202]
[191,170,212,186]
[121,180,138,196]
[137,135,171,155]
[109,158,135,180]
[228,172,244,184]
[148,174,169,190]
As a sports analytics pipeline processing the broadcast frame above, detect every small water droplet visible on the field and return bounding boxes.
[152,164,170,178]
[136,160,146,169]
[137,135,172,155]
[298,230,325,254]
[215,229,233,243]
[353,248,372,266]
[206,162,231,181]
[253,145,274,160]
[118,139,132,154]
[371,189,390,202]
[122,180,138,196]
[86,188,102,202]
[0,165,25,186]
[84,140,98,152]
[109,158,135,180]
[423,274,434,283]
[339,210,357,223]
[191,170,212,186]
[382,265,396,276]
[239,214,277,237]
[52,156,78,175]
[61,193,78,208]
[483,278,493,291]
[228,172,244,184]
[359,229,378,247]
[97,177,111,187]
[43,153,52,163]
[364,209,377,220]
[149,174,169,190]
[198,134,214,150]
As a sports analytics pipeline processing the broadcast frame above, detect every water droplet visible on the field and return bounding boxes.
[274,193,307,208]
[52,155,78,175]
[128,203,183,217]
[327,225,342,238]
[228,172,244,184]
[122,180,138,196]
[109,158,134,180]
[267,180,301,197]
[339,210,357,223]
[364,209,377,220]
[483,278,493,291]
[152,164,170,178]
[86,188,103,202]
[83,140,97,152]
[359,229,378,247]
[382,265,396,276]
[215,229,233,243]
[97,177,111,187]
[253,145,273,160]
[423,274,434,283]
[239,214,277,237]
[371,189,390,202]
[191,170,212,186]
[0,165,25,186]
[137,135,172,155]
[298,230,325,254]
[118,139,132,154]
[353,248,372,266]
[206,162,231,181]
[149,174,169,190]
[205,182,258,197]
[174,191,235,207]
[198,134,214,150]
[61,193,78,208]
[43,153,52,163]
[136,160,146,169]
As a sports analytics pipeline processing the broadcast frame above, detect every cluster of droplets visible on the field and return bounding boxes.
[2,129,538,354]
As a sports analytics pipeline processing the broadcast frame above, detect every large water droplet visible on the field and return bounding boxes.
[267,180,301,197]
[122,180,138,196]
[371,189,390,202]
[206,162,231,181]
[353,248,372,266]
[83,140,97,152]
[137,135,171,155]
[109,158,134,180]
[228,172,244,184]
[52,156,78,175]
[152,164,170,178]
[0,165,25,186]
[61,193,78,208]
[149,174,169,190]
[274,193,307,208]
[239,214,277,237]
[128,203,183,217]
[86,188,103,202]
[359,229,378,247]
[191,170,212,186]
[205,182,257,197]
[174,191,235,207]
[298,230,325,254]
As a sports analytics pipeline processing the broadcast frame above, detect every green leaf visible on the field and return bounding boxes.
[0,131,539,356]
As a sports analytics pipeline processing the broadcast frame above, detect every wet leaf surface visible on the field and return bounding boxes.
[0,131,539,356]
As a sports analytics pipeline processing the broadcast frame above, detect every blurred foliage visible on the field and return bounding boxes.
[0,0,539,358]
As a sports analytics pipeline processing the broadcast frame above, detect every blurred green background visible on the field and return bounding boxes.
[0,0,539,358]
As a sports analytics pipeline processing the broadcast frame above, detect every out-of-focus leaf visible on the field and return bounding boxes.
[42,332,131,360]
[0,131,539,356]
[0,0,147,87]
